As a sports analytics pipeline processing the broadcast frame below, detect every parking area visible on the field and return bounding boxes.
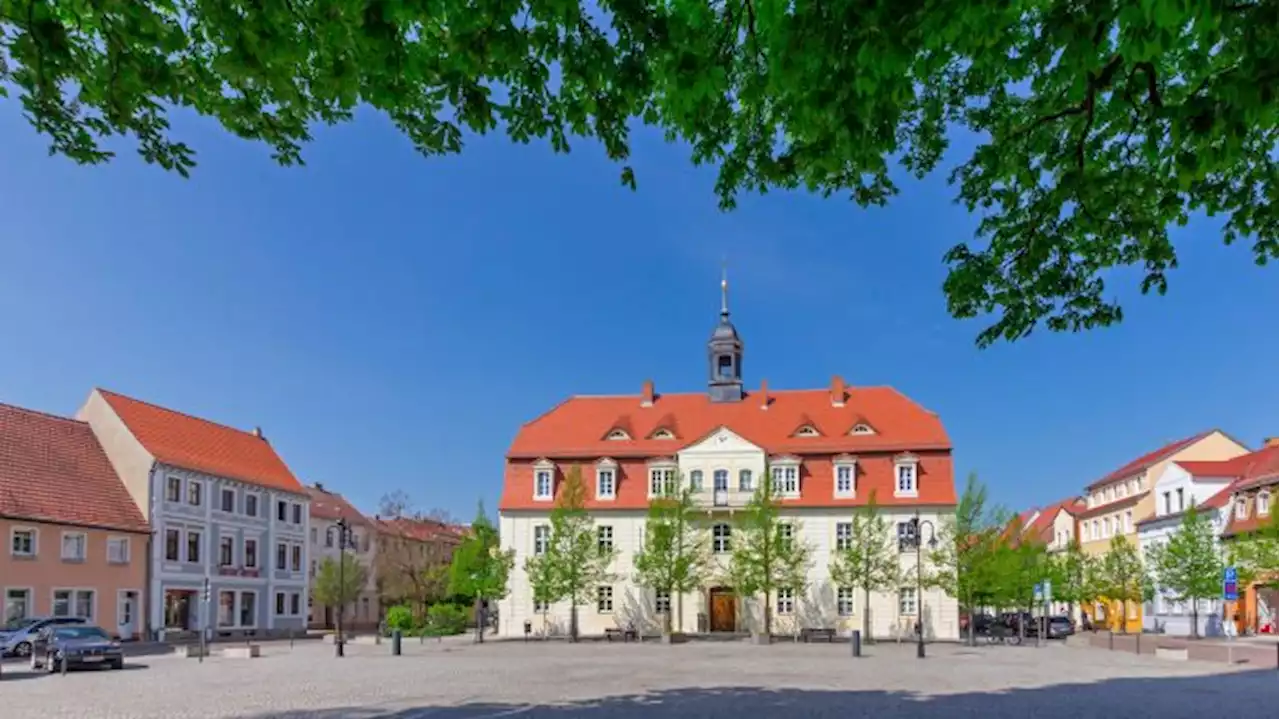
[2,637,1275,718]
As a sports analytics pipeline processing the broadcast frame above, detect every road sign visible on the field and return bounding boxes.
[1223,566,1238,601]
[1033,582,1043,602]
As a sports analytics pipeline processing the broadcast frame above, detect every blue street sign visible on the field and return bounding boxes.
[1223,566,1239,601]
[1225,566,1238,583]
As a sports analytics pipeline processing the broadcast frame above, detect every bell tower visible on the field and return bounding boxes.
[707,271,744,402]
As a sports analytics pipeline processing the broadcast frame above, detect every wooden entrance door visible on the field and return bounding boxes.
[709,588,735,632]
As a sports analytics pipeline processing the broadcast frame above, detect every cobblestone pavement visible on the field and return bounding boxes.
[2,637,1274,718]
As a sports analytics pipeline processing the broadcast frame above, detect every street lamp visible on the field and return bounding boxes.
[334,517,353,658]
[910,514,938,659]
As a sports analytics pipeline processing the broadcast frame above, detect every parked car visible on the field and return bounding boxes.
[999,612,1040,637]
[29,625,124,673]
[1045,615,1075,639]
[0,617,88,658]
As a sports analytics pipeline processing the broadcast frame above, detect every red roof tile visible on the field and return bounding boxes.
[305,485,372,526]
[1085,430,1218,491]
[1177,446,1279,484]
[1013,497,1085,544]
[0,403,148,533]
[97,389,303,494]
[374,516,467,544]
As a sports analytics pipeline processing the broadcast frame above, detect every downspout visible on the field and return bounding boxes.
[145,462,157,641]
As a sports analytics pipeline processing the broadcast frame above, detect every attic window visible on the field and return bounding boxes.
[894,453,919,498]
[651,428,675,440]
[793,425,820,438]
[850,424,876,435]
[605,429,631,441]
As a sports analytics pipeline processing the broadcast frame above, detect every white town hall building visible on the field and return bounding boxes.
[496,281,960,641]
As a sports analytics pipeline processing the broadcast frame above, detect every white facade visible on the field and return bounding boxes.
[307,517,378,628]
[499,428,958,640]
[1137,463,1231,636]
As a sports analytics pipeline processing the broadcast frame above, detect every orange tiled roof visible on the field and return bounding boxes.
[508,386,950,458]
[374,516,466,543]
[98,389,303,494]
[1199,447,1279,530]
[1085,430,1218,491]
[0,403,148,533]
[305,484,372,526]
[1024,497,1085,543]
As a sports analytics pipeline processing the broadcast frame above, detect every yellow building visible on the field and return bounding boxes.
[1077,430,1249,633]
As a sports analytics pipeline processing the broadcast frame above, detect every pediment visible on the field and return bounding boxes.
[678,425,763,456]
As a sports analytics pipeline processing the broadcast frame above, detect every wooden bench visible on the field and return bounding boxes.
[605,627,639,643]
[800,627,837,643]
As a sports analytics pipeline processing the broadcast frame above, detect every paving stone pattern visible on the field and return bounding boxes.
[2,638,1275,718]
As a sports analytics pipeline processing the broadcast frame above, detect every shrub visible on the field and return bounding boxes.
[385,605,414,634]
[424,603,468,636]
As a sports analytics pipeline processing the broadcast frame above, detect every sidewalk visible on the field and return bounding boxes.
[1067,631,1279,668]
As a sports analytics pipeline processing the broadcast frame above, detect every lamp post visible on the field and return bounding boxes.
[911,514,937,659]
[335,517,352,658]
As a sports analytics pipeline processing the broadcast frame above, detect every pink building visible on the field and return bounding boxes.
[1,403,150,644]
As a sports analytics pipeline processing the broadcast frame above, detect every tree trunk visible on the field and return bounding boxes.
[474,596,484,644]
[570,602,579,643]
[862,585,872,644]
[1191,602,1199,640]
[762,592,773,639]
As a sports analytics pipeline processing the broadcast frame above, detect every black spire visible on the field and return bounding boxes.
[708,270,744,402]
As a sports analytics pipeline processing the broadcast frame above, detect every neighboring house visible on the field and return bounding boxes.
[305,483,379,630]
[1077,430,1250,633]
[497,283,959,641]
[372,516,464,618]
[78,389,310,640]
[1211,441,1279,635]
[1136,456,1241,637]
[0,403,150,641]
[1014,497,1087,620]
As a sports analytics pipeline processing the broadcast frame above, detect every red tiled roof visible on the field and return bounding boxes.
[0,403,148,533]
[1025,497,1085,542]
[1085,431,1217,491]
[508,386,949,458]
[374,516,466,543]
[1177,445,1279,484]
[305,485,372,526]
[97,389,303,494]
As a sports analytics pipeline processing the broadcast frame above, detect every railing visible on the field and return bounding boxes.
[713,489,729,507]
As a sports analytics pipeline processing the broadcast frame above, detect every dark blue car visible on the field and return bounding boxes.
[29,625,124,673]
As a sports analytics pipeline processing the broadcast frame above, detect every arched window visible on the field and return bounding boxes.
[713,523,732,553]
[1258,491,1272,517]
[713,469,729,491]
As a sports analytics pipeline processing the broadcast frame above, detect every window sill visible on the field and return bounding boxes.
[108,559,130,566]
[10,553,36,560]
[833,492,856,500]
[893,491,919,499]
[61,557,86,564]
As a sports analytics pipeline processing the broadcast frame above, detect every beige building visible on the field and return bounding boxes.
[305,484,379,631]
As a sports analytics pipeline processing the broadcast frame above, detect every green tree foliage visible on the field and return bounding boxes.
[728,472,812,638]
[312,554,369,614]
[1047,540,1095,624]
[992,528,1052,637]
[632,485,710,635]
[1145,508,1223,638]
[520,466,615,641]
[384,604,414,634]
[1227,497,1279,590]
[828,492,901,642]
[449,501,515,643]
[424,603,469,637]
[4,2,1273,346]
[1091,535,1153,633]
[927,473,1007,645]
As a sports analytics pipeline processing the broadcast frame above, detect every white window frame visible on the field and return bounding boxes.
[60,531,88,562]
[51,587,96,620]
[837,587,854,616]
[10,526,37,558]
[595,459,617,501]
[1123,510,1132,534]
[217,590,237,627]
[898,587,917,615]
[275,591,288,616]
[106,536,130,565]
[605,428,630,440]
[238,590,259,629]
[647,461,677,498]
[219,536,235,567]
[165,475,182,503]
[769,459,801,498]
[779,523,795,550]
[1258,491,1272,516]
[712,523,732,553]
[596,586,614,614]
[245,492,260,517]
[850,423,875,435]
[738,469,754,492]
[654,590,671,615]
[533,459,556,501]
[4,587,33,623]
[776,588,795,615]
[597,525,614,553]
[690,469,704,491]
[651,428,675,440]
[244,538,259,569]
[533,525,550,555]
[533,598,549,614]
[833,457,857,498]
[835,522,853,551]
[220,487,236,513]
[1236,497,1248,520]
[185,529,203,564]
[894,454,919,498]
[794,425,820,437]
[187,478,203,506]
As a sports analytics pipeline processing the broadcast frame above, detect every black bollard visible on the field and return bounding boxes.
[392,629,402,656]
[851,630,862,658]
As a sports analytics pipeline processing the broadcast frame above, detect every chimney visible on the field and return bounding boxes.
[314,482,325,491]
[252,426,265,440]
[641,379,655,408]
[830,375,846,407]
[1265,437,1279,448]
[759,379,769,410]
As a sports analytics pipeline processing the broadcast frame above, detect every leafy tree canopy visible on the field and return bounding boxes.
[3,0,1274,344]
[633,485,711,633]
[449,501,515,603]
[313,554,369,609]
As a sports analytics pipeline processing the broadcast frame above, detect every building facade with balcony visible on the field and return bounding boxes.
[78,389,310,640]
[497,282,959,640]
[305,483,380,630]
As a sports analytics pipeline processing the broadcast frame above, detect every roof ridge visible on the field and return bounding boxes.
[0,402,87,426]
[97,388,264,440]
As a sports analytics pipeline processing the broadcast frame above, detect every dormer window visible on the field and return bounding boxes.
[894,454,919,498]
[1235,497,1248,520]
[769,458,801,498]
[596,459,617,500]
[605,428,631,441]
[833,456,857,499]
[1259,491,1272,517]
[793,425,820,438]
[533,460,555,501]
[650,428,675,440]
[850,424,876,435]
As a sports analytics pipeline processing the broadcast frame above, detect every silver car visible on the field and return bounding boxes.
[0,617,88,658]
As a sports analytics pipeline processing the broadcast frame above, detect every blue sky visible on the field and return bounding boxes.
[1,106,1275,521]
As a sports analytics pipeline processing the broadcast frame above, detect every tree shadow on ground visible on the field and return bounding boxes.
[252,668,1277,719]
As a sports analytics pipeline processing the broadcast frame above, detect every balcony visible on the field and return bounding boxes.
[690,486,754,510]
